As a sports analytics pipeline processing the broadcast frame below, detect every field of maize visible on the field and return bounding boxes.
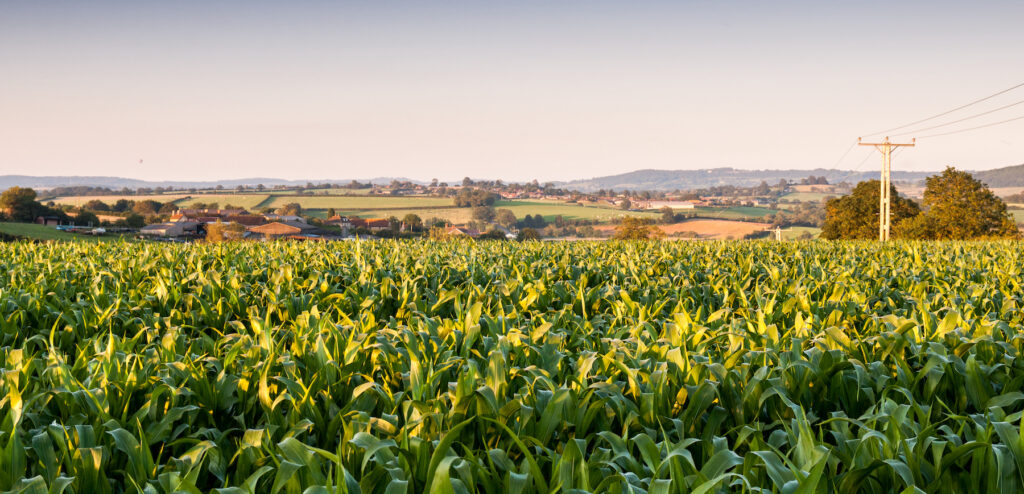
[1,240,1023,493]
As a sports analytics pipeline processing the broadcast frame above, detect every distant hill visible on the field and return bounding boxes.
[558,168,934,192]
[1,163,1019,193]
[561,163,1024,192]
[0,175,419,190]
[975,164,1024,187]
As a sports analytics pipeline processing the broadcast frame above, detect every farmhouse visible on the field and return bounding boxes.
[325,215,352,235]
[247,221,319,239]
[350,218,391,232]
[139,221,202,237]
[446,226,480,237]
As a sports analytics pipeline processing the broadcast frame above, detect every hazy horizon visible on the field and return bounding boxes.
[3,1,1023,182]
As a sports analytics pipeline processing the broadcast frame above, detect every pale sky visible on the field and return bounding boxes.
[1,1,1023,182]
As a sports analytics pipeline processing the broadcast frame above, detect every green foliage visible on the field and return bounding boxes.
[471,206,495,222]
[453,188,499,207]
[0,187,45,222]
[122,214,145,228]
[84,200,110,212]
[275,202,302,216]
[0,240,1023,492]
[401,214,422,230]
[74,210,99,227]
[907,167,1019,239]
[822,180,920,239]
[826,170,1020,240]
[613,216,663,240]
[495,208,517,228]
[516,227,541,241]
[659,206,676,224]
[477,229,507,240]
[131,199,163,215]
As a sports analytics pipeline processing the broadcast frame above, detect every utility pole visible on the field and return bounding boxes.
[857,137,915,241]
[763,226,791,241]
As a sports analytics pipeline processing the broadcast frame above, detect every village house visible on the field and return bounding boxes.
[349,218,391,232]
[446,226,480,237]
[325,215,352,235]
[139,221,202,237]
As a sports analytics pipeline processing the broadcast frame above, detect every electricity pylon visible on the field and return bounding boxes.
[857,137,915,241]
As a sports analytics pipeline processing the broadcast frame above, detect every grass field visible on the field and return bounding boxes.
[1011,209,1024,223]
[262,195,454,210]
[782,225,822,239]
[50,194,192,206]
[273,188,376,195]
[0,222,120,242]
[173,194,272,209]
[690,205,775,219]
[1,240,1023,492]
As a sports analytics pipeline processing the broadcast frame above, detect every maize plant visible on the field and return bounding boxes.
[0,239,1023,493]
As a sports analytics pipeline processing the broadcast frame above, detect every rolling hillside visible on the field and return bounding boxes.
[559,168,933,192]
[976,164,1024,187]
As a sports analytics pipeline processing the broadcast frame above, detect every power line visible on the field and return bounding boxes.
[893,97,1024,136]
[823,141,857,183]
[863,80,1024,137]
[917,113,1024,139]
[833,148,876,185]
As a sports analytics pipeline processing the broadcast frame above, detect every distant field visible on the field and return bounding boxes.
[782,226,822,239]
[1011,209,1024,223]
[51,194,191,206]
[898,186,1024,199]
[691,206,774,220]
[273,188,376,195]
[174,194,271,209]
[49,193,271,209]
[264,195,453,210]
[0,222,121,242]
[596,219,770,240]
[995,187,1024,197]
[790,184,840,193]
[495,200,659,222]
[779,192,834,202]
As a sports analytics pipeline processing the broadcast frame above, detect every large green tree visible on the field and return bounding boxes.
[896,167,1018,239]
[495,209,517,228]
[821,180,920,240]
[613,217,663,240]
[0,186,43,222]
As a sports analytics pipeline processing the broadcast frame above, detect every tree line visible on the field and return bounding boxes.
[822,168,1018,240]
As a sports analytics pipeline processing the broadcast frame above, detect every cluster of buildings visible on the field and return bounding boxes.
[137,208,515,241]
[139,209,352,240]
